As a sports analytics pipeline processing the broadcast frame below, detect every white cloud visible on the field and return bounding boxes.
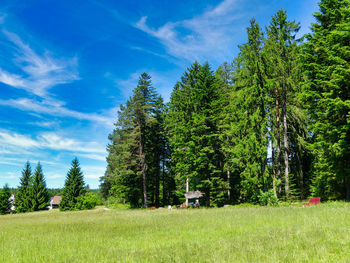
[78,153,106,161]
[0,97,116,127]
[134,0,243,62]
[28,121,57,128]
[0,30,79,97]
[0,156,55,167]
[0,14,6,24]
[46,173,65,179]
[83,165,106,179]
[0,131,39,148]
[0,130,106,155]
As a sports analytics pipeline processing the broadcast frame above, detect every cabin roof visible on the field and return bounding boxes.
[184,190,203,199]
[51,196,62,205]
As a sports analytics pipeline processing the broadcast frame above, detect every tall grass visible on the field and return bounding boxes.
[1,203,350,262]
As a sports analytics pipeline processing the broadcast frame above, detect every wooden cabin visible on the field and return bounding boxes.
[50,196,62,209]
[184,190,203,207]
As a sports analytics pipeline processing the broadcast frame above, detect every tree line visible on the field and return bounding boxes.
[0,158,98,215]
[101,0,350,207]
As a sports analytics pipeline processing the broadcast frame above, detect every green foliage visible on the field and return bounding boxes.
[103,73,173,208]
[167,62,224,206]
[75,193,99,210]
[222,19,269,202]
[98,3,349,206]
[29,163,50,211]
[105,196,131,209]
[301,0,350,200]
[47,188,62,198]
[60,158,86,211]
[15,162,33,213]
[0,184,12,215]
[258,190,279,206]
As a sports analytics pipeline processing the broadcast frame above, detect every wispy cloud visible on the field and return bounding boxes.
[83,165,106,179]
[0,156,55,167]
[0,130,106,155]
[135,0,243,63]
[0,97,116,126]
[0,30,79,97]
[0,14,6,24]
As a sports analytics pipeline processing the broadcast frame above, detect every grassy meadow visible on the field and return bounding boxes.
[1,203,350,262]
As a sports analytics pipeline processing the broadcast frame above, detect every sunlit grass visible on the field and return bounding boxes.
[1,203,350,262]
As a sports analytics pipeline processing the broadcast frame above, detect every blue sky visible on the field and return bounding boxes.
[0,0,319,189]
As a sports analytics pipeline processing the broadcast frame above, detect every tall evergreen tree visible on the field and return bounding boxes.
[302,0,350,199]
[216,62,235,203]
[0,184,12,215]
[167,62,225,206]
[60,158,86,211]
[264,9,302,198]
[29,163,50,211]
[223,19,269,202]
[15,162,32,213]
[103,73,166,207]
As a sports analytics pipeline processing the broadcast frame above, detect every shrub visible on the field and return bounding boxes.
[75,193,99,210]
[258,190,279,206]
[105,196,131,209]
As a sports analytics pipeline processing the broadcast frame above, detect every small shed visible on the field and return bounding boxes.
[184,190,203,207]
[50,196,62,209]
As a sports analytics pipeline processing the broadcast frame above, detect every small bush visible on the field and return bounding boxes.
[258,190,279,206]
[75,193,99,210]
[105,196,131,209]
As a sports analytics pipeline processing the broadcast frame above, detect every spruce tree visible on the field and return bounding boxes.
[29,163,50,211]
[215,62,235,203]
[15,162,32,213]
[302,0,350,199]
[264,9,302,199]
[60,158,86,211]
[223,19,269,202]
[0,184,12,215]
[103,73,166,208]
[167,62,225,206]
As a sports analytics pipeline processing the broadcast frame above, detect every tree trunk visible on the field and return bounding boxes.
[283,105,290,198]
[141,157,147,208]
[272,142,277,197]
[162,158,166,206]
[227,169,231,203]
[139,125,147,208]
[344,160,350,201]
[185,178,189,206]
[275,89,282,197]
[296,151,304,200]
[346,179,350,201]
[155,170,159,207]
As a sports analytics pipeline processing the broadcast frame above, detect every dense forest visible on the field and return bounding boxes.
[101,0,350,207]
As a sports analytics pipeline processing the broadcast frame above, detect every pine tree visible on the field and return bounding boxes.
[15,162,32,213]
[302,0,350,199]
[60,158,86,211]
[215,62,235,203]
[167,62,225,206]
[264,9,302,199]
[103,73,166,208]
[29,163,50,211]
[226,19,269,202]
[0,184,12,215]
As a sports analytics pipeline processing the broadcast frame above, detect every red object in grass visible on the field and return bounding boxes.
[302,197,321,206]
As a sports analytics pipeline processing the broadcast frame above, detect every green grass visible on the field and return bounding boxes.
[1,203,350,262]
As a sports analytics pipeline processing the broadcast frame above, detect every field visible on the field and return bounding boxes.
[1,203,350,262]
